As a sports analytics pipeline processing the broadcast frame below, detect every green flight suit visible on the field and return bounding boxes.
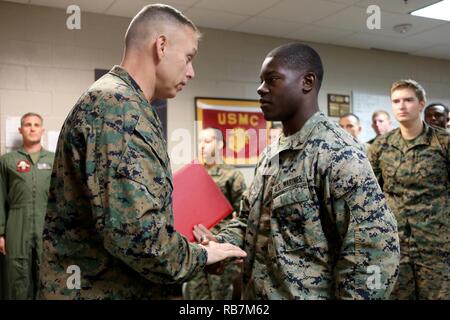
[0,148,54,299]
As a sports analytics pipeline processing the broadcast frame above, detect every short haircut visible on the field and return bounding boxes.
[202,127,225,146]
[372,110,391,121]
[266,43,324,89]
[340,113,360,124]
[425,103,449,114]
[391,79,427,103]
[21,112,43,126]
[125,4,199,50]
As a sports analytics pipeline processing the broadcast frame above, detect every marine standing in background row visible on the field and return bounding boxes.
[339,113,369,153]
[0,113,54,299]
[369,79,449,300]
[38,4,245,300]
[183,128,247,300]
[367,110,393,144]
[424,102,449,132]
[195,43,400,300]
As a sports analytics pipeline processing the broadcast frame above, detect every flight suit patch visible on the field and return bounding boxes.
[17,159,31,172]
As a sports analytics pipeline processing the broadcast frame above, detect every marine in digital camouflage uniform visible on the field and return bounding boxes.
[424,103,449,130]
[339,113,369,154]
[199,43,400,300]
[368,79,449,300]
[367,110,393,145]
[0,113,54,300]
[184,127,247,299]
[38,5,247,300]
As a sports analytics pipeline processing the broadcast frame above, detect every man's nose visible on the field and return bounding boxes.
[257,82,268,96]
[186,63,195,80]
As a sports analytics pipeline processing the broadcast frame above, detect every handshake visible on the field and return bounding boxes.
[193,224,246,274]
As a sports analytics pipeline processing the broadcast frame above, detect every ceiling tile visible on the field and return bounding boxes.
[232,16,305,38]
[30,0,114,13]
[355,0,441,14]
[105,0,191,18]
[195,0,281,16]
[328,0,361,4]
[371,10,446,37]
[258,0,347,24]
[184,7,249,30]
[286,25,356,43]
[315,6,369,32]
[163,0,199,6]
[316,4,445,38]
[403,23,450,46]
[2,0,29,3]
[0,0,449,61]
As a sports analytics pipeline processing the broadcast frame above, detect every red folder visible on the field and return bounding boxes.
[172,163,233,242]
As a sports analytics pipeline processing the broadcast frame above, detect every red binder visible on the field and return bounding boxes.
[172,163,233,242]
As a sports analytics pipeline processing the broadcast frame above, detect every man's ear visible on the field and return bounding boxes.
[419,100,426,112]
[217,140,224,151]
[155,35,167,61]
[302,72,316,93]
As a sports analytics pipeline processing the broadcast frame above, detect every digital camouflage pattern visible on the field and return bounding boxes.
[183,164,246,300]
[38,65,207,300]
[216,112,400,300]
[0,148,54,299]
[368,124,450,300]
[212,165,246,209]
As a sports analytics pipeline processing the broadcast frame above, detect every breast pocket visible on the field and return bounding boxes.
[272,181,323,251]
[116,127,172,215]
[379,151,401,193]
[415,147,447,185]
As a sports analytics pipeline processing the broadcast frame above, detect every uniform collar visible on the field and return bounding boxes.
[109,65,147,103]
[391,121,432,151]
[261,112,324,175]
[109,65,165,133]
[205,163,224,175]
[271,111,324,154]
[17,147,50,157]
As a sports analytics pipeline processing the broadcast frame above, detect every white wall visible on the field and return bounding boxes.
[1,2,450,186]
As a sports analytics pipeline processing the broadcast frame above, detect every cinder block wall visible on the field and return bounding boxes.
[1,2,450,185]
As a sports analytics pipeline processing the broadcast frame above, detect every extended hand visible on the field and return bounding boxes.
[0,236,6,255]
[193,224,217,244]
[201,241,246,265]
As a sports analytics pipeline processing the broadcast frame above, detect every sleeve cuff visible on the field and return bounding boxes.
[188,242,208,276]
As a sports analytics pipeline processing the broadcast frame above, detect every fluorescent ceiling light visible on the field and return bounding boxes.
[410,0,450,22]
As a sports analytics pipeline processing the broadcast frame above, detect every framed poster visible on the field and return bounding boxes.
[327,93,350,117]
[195,97,271,166]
